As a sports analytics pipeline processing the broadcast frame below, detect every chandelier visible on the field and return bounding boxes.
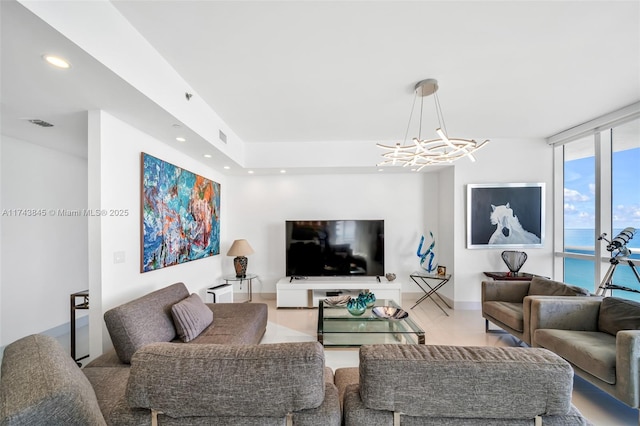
[377,79,489,171]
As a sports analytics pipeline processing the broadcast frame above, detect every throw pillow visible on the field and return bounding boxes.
[171,293,213,342]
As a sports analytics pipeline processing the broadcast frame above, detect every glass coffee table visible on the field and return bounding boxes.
[317,298,425,347]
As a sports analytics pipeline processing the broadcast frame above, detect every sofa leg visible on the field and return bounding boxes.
[485,319,511,335]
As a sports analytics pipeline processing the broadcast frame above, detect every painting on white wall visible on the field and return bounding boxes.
[141,152,221,272]
[467,183,544,249]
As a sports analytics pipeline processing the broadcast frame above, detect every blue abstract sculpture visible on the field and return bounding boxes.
[417,232,438,274]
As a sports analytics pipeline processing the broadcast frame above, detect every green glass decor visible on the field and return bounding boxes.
[346,297,367,316]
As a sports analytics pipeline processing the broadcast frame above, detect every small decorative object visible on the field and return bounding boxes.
[417,232,438,274]
[324,295,351,307]
[501,250,527,276]
[359,291,376,308]
[372,306,409,321]
[346,297,367,316]
[437,265,447,276]
[227,239,255,278]
[385,273,396,282]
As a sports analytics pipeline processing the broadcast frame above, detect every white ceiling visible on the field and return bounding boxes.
[2,1,639,170]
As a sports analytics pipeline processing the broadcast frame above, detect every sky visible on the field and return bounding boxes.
[564,146,640,234]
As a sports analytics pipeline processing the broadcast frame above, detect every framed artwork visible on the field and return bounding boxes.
[141,153,221,272]
[467,182,544,249]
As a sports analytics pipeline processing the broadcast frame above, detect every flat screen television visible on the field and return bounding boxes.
[285,220,384,277]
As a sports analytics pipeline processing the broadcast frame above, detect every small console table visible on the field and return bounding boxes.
[70,290,89,366]
[409,272,452,316]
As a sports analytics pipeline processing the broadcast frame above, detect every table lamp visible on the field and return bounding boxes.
[227,239,254,278]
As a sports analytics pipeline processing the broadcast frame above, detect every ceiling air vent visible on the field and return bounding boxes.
[28,119,54,128]
[219,130,227,144]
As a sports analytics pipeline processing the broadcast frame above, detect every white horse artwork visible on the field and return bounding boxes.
[489,203,540,245]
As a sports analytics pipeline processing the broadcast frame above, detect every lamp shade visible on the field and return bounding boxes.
[227,239,254,257]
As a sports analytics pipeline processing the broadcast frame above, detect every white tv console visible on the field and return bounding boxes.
[276,277,402,308]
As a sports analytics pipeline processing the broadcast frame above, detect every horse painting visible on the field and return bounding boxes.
[489,203,540,245]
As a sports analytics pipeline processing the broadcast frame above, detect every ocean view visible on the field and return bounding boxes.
[564,228,640,302]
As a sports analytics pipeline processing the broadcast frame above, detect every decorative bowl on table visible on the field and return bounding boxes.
[346,297,367,316]
[324,295,351,307]
[358,291,376,308]
[372,306,409,321]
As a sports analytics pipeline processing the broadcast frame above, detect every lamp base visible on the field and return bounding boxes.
[233,256,248,278]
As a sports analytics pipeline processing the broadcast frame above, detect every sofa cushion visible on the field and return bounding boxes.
[598,297,640,336]
[528,277,590,296]
[482,301,523,332]
[357,344,574,419]
[189,302,267,344]
[171,293,213,342]
[0,335,106,425]
[104,282,189,363]
[534,329,617,384]
[82,367,149,425]
[126,342,326,418]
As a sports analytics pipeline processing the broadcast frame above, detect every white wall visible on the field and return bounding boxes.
[228,137,552,309]
[225,173,426,293]
[451,137,553,307]
[0,135,88,347]
[89,111,228,352]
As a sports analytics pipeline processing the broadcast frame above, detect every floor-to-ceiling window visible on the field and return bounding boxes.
[563,136,596,287]
[553,106,640,301]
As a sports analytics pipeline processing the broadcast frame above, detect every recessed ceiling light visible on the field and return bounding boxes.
[203,154,212,158]
[280,170,286,174]
[176,137,186,142]
[248,170,254,174]
[42,54,71,69]
[223,166,231,170]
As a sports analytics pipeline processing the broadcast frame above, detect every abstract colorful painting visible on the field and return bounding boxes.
[141,153,220,272]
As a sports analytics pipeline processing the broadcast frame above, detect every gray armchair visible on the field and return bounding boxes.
[530,296,640,409]
[482,276,591,345]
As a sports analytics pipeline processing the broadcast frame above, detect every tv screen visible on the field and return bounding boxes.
[285,220,384,277]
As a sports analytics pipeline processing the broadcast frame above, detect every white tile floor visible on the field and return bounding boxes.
[257,292,639,426]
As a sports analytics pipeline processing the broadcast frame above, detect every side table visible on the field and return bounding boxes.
[409,272,452,316]
[223,273,258,303]
[483,272,547,281]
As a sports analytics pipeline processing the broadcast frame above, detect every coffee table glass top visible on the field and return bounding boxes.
[317,298,425,347]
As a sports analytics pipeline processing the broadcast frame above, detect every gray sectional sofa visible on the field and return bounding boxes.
[0,282,342,425]
[530,296,640,409]
[2,336,591,425]
[102,282,268,364]
[482,276,592,344]
[1,335,340,425]
[335,344,591,425]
